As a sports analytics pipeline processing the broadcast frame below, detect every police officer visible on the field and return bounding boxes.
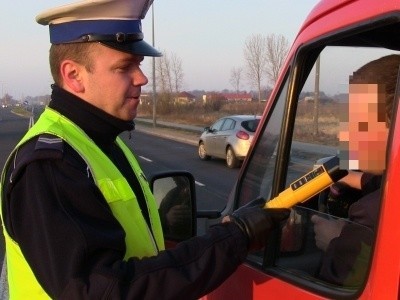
[0,1,289,299]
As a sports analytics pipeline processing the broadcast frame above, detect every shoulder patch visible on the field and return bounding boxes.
[35,134,64,153]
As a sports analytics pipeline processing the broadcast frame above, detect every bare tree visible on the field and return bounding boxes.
[244,34,268,102]
[170,53,184,94]
[265,33,289,84]
[156,50,170,94]
[156,50,184,95]
[229,67,243,93]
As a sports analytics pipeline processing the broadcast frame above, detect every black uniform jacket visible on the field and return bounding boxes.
[1,86,248,299]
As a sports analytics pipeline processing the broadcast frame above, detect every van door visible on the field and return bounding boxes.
[204,17,400,299]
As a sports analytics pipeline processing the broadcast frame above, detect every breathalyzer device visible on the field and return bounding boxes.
[265,156,348,209]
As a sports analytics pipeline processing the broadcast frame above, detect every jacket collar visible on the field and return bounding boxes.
[48,85,134,144]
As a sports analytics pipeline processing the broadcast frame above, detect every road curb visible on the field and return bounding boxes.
[134,118,201,146]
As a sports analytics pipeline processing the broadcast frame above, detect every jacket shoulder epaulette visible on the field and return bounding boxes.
[34,134,64,153]
[7,134,65,185]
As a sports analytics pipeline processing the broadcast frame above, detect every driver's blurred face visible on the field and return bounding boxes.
[338,83,389,173]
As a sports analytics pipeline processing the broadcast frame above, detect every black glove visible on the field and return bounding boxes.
[327,181,363,218]
[238,197,267,209]
[229,198,290,251]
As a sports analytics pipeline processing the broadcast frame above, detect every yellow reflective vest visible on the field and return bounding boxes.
[0,107,165,299]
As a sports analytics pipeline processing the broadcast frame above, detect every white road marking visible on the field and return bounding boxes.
[139,156,153,162]
[195,181,205,187]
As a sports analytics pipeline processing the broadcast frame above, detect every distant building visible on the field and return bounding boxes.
[174,91,196,104]
[222,92,253,102]
[202,92,253,103]
[303,96,314,102]
[301,95,333,104]
[202,92,225,103]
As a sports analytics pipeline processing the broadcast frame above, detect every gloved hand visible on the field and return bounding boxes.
[327,181,363,218]
[228,197,290,251]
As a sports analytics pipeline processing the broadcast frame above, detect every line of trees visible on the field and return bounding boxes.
[153,33,289,104]
[240,33,289,102]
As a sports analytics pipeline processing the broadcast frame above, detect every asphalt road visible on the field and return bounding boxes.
[0,108,32,297]
[0,108,32,263]
[122,130,238,211]
[0,108,30,173]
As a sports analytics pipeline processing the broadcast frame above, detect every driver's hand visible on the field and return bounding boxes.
[327,181,362,217]
[311,215,346,251]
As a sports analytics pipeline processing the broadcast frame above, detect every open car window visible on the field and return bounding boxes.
[274,45,397,290]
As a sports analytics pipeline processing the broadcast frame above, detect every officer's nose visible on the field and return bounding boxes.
[133,67,148,86]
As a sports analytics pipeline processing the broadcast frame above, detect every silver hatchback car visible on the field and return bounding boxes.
[198,115,261,168]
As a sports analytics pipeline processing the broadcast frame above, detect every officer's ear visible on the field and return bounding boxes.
[59,60,86,93]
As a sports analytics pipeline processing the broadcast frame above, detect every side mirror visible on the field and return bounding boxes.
[150,171,197,244]
[204,126,210,132]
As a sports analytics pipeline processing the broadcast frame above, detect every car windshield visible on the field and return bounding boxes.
[241,119,260,132]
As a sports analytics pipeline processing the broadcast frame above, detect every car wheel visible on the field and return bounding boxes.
[226,146,239,168]
[198,142,211,160]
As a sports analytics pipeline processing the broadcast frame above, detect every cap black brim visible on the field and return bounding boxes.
[101,40,162,57]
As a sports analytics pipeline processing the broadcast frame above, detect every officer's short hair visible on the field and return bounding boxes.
[49,43,96,86]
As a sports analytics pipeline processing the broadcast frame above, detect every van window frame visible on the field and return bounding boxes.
[233,14,400,300]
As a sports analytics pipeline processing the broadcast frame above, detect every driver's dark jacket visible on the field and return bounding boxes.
[318,173,382,286]
[1,86,248,299]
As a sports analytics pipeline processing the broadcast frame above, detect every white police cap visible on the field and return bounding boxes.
[36,0,161,57]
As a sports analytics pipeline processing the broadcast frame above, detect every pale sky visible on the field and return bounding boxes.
[0,0,319,99]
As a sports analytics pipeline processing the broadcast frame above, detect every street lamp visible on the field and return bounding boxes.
[151,3,157,128]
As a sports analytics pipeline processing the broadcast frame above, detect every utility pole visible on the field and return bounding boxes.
[152,4,157,128]
[313,55,320,138]
[0,81,4,103]
[0,82,7,106]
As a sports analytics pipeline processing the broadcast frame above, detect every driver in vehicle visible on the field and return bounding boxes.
[311,54,400,286]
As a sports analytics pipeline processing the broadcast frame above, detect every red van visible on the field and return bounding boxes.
[200,0,400,299]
